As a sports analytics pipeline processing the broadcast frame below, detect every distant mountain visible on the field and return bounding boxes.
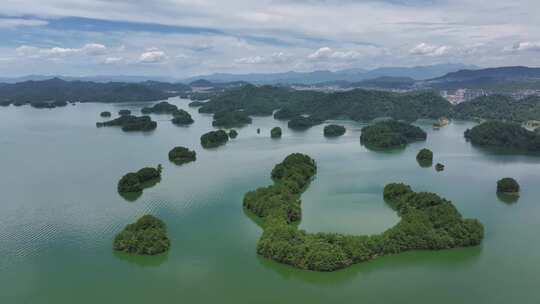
[425,66,540,90]
[0,75,177,84]
[183,63,476,84]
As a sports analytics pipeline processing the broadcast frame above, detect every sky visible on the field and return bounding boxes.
[0,0,539,78]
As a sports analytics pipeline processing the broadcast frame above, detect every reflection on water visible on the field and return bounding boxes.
[496,193,520,204]
[113,250,169,268]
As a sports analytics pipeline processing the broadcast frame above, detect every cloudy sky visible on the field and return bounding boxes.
[0,0,539,78]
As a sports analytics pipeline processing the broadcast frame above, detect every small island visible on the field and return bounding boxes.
[118,165,162,193]
[360,120,427,149]
[100,111,111,117]
[200,130,229,148]
[324,124,346,137]
[435,163,445,171]
[229,129,238,139]
[188,101,206,107]
[497,178,520,195]
[433,117,450,129]
[288,116,322,130]
[113,215,170,255]
[118,109,131,116]
[171,109,194,125]
[96,115,157,132]
[168,146,196,165]
[416,148,433,167]
[271,127,282,138]
[464,121,540,152]
[141,101,178,114]
[257,128,260,134]
[212,111,252,128]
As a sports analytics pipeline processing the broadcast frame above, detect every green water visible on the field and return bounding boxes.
[1,98,539,303]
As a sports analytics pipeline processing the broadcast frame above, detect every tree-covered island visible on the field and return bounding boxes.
[118,165,162,194]
[113,215,170,255]
[416,148,434,167]
[168,146,196,165]
[100,111,111,117]
[141,101,178,114]
[211,111,252,128]
[243,154,484,271]
[96,115,157,132]
[360,120,427,149]
[271,127,282,138]
[118,109,131,116]
[200,130,229,148]
[229,129,238,138]
[497,178,520,195]
[324,124,346,137]
[464,121,540,152]
[171,109,194,125]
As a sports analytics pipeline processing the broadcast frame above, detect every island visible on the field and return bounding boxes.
[168,146,196,165]
[141,101,178,114]
[324,124,346,137]
[188,101,206,107]
[200,130,229,148]
[435,163,445,171]
[212,111,252,128]
[271,127,282,138]
[118,109,131,116]
[497,178,520,195]
[257,128,260,134]
[416,148,433,167]
[360,120,427,149]
[113,215,170,255]
[229,129,238,139]
[464,121,540,152]
[243,153,484,271]
[171,109,194,125]
[117,165,162,194]
[288,116,322,130]
[100,111,111,117]
[96,115,157,132]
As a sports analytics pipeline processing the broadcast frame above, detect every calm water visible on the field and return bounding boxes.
[1,97,539,303]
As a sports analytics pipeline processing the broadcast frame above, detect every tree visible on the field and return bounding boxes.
[271,127,282,138]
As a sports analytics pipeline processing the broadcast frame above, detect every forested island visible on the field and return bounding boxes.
[360,120,427,149]
[200,130,229,148]
[497,178,520,195]
[271,127,282,138]
[324,124,346,137]
[141,101,178,114]
[416,148,433,167]
[168,146,196,165]
[288,116,322,130]
[464,121,540,152]
[100,111,111,117]
[229,129,238,138]
[243,154,484,271]
[117,165,162,194]
[113,215,170,255]
[96,115,157,132]
[171,109,194,125]
[118,109,131,116]
[211,111,252,127]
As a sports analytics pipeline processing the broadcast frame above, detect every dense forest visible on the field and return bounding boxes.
[360,120,427,149]
[464,121,540,152]
[211,110,252,127]
[454,95,540,122]
[96,115,157,132]
[113,215,170,255]
[243,154,484,271]
[168,146,196,165]
[323,124,346,137]
[117,165,162,194]
[200,130,229,148]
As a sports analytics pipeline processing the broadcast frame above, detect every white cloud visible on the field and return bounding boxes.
[81,43,107,55]
[307,47,381,61]
[409,43,449,56]
[16,43,108,58]
[234,52,291,64]
[102,57,123,64]
[507,41,540,52]
[139,50,167,63]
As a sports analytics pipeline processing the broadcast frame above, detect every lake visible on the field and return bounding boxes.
[1,97,539,303]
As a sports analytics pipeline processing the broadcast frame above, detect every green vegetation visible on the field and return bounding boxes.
[100,111,111,117]
[360,120,427,149]
[435,163,445,172]
[229,129,238,139]
[113,215,170,255]
[212,111,252,127]
[257,128,261,134]
[96,115,157,132]
[271,127,282,138]
[288,116,322,130]
[29,101,68,108]
[416,148,434,167]
[497,178,520,195]
[464,121,540,152]
[188,101,206,107]
[141,101,178,114]
[118,109,131,116]
[168,146,196,165]
[117,165,162,194]
[324,124,346,137]
[171,109,194,125]
[243,154,484,271]
[454,95,540,123]
[200,130,229,148]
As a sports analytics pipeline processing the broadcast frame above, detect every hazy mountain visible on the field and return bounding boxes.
[183,63,477,84]
[0,75,177,84]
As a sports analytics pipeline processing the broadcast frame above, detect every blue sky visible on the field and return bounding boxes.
[0,0,539,78]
